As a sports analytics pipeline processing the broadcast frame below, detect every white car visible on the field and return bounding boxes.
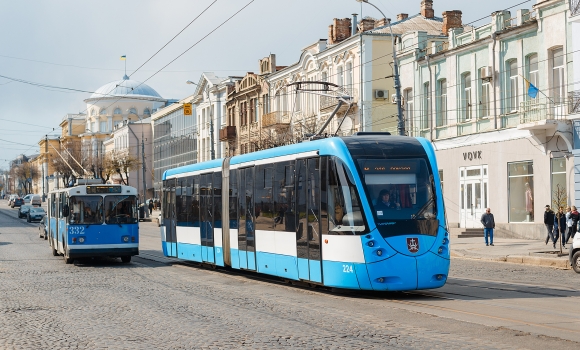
[23,194,42,206]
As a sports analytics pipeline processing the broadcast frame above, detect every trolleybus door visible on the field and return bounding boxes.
[200,173,215,263]
[164,179,177,257]
[295,158,322,283]
[237,167,256,270]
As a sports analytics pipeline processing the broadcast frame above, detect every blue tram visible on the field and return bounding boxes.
[46,184,139,264]
[160,134,449,291]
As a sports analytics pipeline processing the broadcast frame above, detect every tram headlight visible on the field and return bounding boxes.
[438,247,444,254]
[122,236,129,242]
[376,249,383,256]
[442,238,448,244]
[78,237,85,243]
[368,241,374,247]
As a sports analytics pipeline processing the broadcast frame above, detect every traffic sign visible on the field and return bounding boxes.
[183,103,192,116]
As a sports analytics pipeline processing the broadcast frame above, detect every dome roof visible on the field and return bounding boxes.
[89,75,163,100]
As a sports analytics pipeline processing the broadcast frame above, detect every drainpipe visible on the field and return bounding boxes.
[426,54,433,141]
[492,32,498,129]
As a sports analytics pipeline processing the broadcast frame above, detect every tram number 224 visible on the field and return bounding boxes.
[342,264,354,273]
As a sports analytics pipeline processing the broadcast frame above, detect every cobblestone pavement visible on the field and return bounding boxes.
[0,203,578,349]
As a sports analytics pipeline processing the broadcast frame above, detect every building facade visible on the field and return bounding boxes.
[398,0,576,238]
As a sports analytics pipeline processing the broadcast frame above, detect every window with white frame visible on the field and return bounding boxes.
[422,82,430,130]
[337,66,343,87]
[100,121,107,132]
[527,54,538,90]
[129,108,137,115]
[437,79,447,126]
[551,48,564,104]
[345,62,352,89]
[321,71,328,82]
[144,108,151,115]
[480,73,491,118]
[114,108,122,115]
[462,73,472,121]
[100,109,107,116]
[507,60,519,112]
[404,88,413,130]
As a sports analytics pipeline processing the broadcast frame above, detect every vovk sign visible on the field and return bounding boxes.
[463,151,482,161]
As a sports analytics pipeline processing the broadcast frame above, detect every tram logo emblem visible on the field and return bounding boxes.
[407,238,419,253]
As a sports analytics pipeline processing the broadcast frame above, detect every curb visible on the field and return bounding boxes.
[451,250,571,269]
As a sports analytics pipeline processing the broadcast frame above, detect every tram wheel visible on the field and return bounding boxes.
[121,256,131,263]
[572,251,580,274]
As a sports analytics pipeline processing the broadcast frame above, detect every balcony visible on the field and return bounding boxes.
[320,88,358,111]
[219,126,236,141]
[518,98,566,128]
[262,111,291,129]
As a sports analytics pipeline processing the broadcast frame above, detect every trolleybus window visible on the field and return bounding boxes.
[69,196,103,225]
[104,195,137,224]
[358,158,436,221]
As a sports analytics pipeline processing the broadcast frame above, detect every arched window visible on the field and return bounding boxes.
[129,108,137,115]
[114,108,122,115]
[99,109,107,116]
[143,108,151,115]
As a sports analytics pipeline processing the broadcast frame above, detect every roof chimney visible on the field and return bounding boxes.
[397,13,409,21]
[442,10,462,35]
[421,0,434,19]
[358,18,375,32]
[352,14,358,35]
[328,18,352,44]
[374,18,388,28]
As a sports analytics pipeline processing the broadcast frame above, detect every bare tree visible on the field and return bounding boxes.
[12,162,40,195]
[552,184,567,254]
[106,150,141,186]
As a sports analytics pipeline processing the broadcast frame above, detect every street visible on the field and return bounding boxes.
[1,202,579,349]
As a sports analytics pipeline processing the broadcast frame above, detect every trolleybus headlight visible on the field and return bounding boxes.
[122,236,129,242]
[78,237,85,243]
[368,241,374,247]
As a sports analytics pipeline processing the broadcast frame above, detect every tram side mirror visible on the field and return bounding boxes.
[62,204,70,218]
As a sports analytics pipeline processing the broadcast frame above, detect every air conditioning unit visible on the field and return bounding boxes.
[374,89,389,99]
[480,66,493,81]
[391,94,405,105]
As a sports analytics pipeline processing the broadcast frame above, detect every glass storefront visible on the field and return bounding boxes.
[508,161,534,222]
[153,107,198,198]
[551,157,566,208]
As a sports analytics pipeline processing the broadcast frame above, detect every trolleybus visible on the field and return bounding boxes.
[47,184,139,264]
[160,133,449,291]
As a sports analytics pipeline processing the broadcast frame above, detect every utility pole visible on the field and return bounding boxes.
[44,134,48,201]
[141,126,147,217]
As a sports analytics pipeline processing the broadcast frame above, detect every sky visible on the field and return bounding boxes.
[0,0,529,168]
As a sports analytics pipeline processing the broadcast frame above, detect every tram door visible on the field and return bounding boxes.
[164,179,177,257]
[295,159,322,283]
[237,167,256,270]
[200,174,215,263]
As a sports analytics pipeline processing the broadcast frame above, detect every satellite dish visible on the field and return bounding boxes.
[337,116,353,135]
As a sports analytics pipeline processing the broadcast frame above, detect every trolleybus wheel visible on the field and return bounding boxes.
[572,251,580,274]
[121,256,131,263]
[50,240,58,256]
[63,243,74,264]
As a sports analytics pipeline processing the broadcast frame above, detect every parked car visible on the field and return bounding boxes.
[23,194,42,206]
[8,194,17,206]
[18,204,33,218]
[39,216,47,238]
[11,197,24,208]
[28,207,46,223]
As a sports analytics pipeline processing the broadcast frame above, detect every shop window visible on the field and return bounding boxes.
[508,161,533,222]
[551,157,566,208]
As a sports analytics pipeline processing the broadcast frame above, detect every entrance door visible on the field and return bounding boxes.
[200,174,215,263]
[459,165,488,228]
[295,158,322,282]
[164,179,177,257]
[237,167,256,270]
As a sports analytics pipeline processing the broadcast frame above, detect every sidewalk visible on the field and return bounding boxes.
[451,236,572,269]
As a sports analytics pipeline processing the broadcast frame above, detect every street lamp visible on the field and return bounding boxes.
[127,109,149,218]
[356,0,404,136]
[186,80,215,160]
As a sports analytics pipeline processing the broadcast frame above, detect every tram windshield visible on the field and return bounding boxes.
[328,158,367,233]
[104,195,137,224]
[358,158,436,221]
[69,196,103,225]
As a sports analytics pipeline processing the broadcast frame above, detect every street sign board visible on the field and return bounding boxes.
[183,103,192,116]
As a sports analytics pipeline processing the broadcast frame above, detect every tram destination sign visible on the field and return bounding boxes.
[86,185,122,194]
[358,159,418,173]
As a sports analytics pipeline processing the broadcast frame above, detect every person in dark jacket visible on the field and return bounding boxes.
[480,208,495,246]
[148,199,154,215]
[566,206,579,246]
[544,205,555,245]
[553,207,565,249]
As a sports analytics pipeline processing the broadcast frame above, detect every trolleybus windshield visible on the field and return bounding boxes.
[358,158,438,237]
[69,196,103,225]
[104,195,137,224]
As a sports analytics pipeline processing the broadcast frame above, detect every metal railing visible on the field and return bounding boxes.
[569,90,580,114]
[520,97,567,123]
[320,88,358,110]
[262,111,291,128]
[572,0,580,17]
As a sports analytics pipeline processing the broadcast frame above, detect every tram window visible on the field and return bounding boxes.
[213,172,222,228]
[104,195,137,224]
[274,161,295,232]
[255,165,274,231]
[320,157,329,236]
[69,196,103,225]
[229,170,238,229]
[358,158,436,221]
[192,175,200,227]
[327,157,367,234]
[176,178,193,226]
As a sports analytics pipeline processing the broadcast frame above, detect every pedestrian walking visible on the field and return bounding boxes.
[148,199,154,215]
[567,206,580,246]
[553,207,565,249]
[544,205,555,245]
[480,208,495,246]
[565,206,574,249]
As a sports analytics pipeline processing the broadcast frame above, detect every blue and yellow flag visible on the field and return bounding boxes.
[120,55,126,60]
[525,80,539,99]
